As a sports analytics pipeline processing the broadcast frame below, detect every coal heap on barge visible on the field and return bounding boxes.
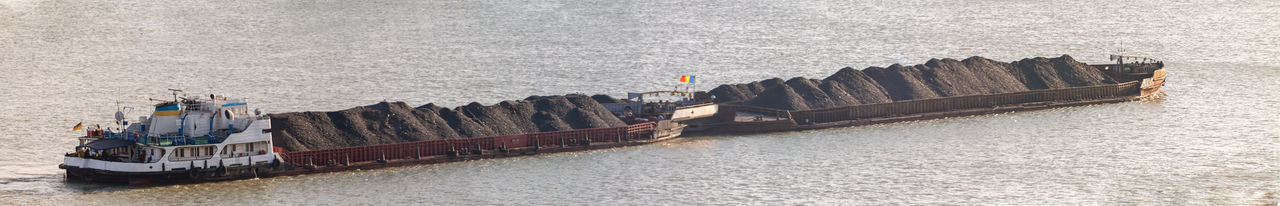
[709,55,1118,110]
[269,94,627,151]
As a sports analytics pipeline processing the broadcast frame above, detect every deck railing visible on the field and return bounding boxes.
[97,131,226,147]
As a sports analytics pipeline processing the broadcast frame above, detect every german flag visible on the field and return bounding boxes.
[72,122,83,131]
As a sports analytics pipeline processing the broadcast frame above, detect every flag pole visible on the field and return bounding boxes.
[688,75,695,98]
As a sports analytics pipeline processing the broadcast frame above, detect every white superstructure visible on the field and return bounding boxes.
[61,91,278,183]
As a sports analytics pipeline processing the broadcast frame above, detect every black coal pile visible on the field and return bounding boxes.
[591,94,619,103]
[709,55,1117,110]
[270,94,628,151]
[707,78,784,103]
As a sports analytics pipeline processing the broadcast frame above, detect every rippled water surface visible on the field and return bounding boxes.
[2,0,1279,204]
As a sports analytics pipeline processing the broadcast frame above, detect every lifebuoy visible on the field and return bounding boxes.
[223,110,235,120]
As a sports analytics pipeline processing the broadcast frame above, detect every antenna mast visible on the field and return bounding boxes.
[168,89,183,102]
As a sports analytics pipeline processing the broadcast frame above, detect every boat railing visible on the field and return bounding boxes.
[99,131,225,147]
[169,155,214,162]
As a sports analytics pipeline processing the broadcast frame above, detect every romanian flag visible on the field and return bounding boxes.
[679,75,694,83]
[72,122,83,131]
[154,104,181,116]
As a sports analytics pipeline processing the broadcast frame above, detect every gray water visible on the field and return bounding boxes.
[2,0,1279,204]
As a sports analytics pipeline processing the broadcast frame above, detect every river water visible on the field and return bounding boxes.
[2,0,1278,204]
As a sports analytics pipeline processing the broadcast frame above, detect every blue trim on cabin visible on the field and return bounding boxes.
[221,102,247,107]
[155,104,180,111]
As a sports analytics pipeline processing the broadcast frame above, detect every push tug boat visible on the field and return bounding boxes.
[60,90,278,184]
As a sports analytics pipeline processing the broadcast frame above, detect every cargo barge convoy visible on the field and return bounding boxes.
[60,55,1166,184]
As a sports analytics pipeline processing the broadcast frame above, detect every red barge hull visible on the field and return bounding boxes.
[264,121,684,178]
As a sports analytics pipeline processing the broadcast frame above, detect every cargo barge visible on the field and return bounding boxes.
[708,55,1166,133]
[60,55,1165,185]
[268,120,684,177]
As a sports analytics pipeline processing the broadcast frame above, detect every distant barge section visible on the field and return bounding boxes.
[706,56,1166,133]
